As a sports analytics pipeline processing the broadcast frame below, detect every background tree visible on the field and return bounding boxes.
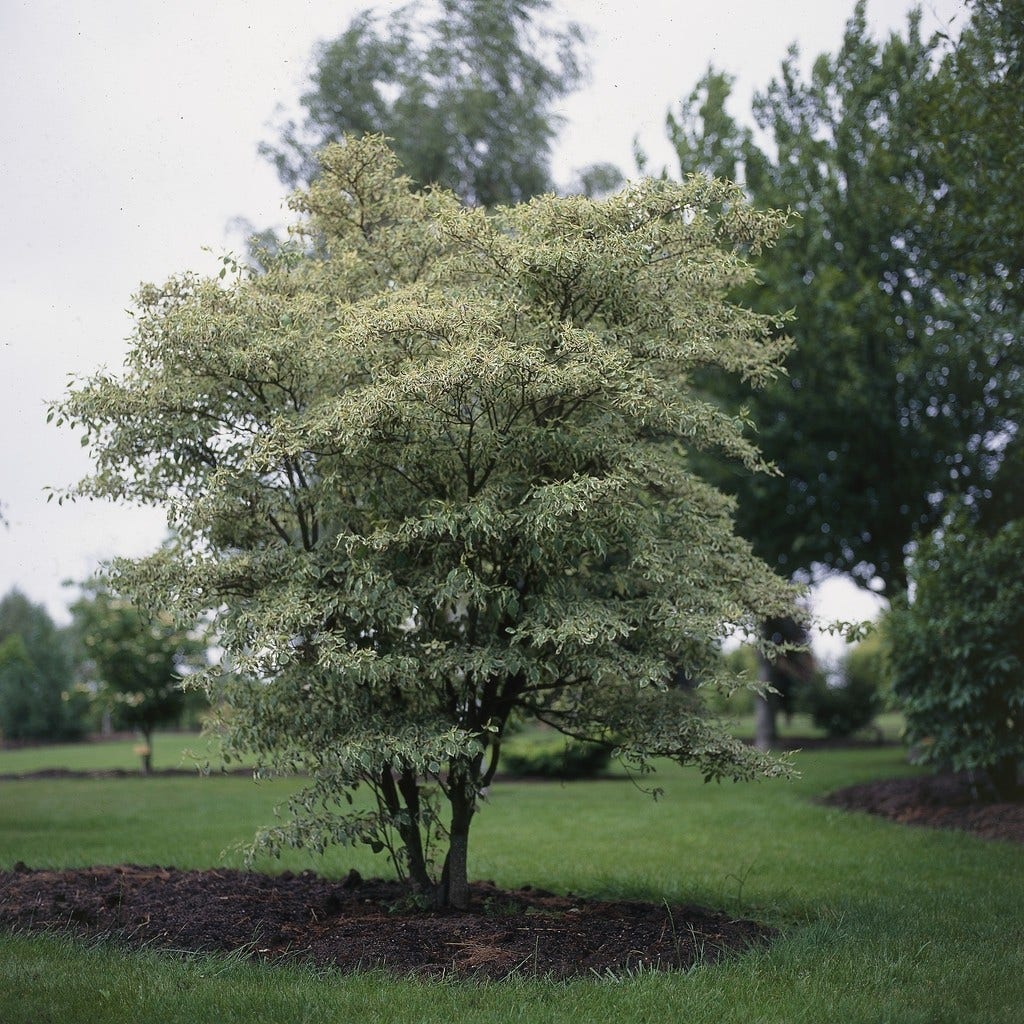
[672,6,1018,588]
[661,2,1023,744]
[58,136,798,909]
[925,0,1023,293]
[799,636,886,740]
[0,590,83,742]
[260,0,586,207]
[920,0,1023,524]
[70,584,206,772]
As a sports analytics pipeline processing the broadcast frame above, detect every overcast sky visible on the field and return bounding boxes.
[1,0,965,643]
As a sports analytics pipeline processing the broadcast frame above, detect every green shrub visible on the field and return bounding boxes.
[888,517,1024,798]
[844,625,893,705]
[499,730,612,779]
[800,669,883,738]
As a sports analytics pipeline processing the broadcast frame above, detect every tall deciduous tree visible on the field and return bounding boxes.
[57,136,798,909]
[661,2,1022,746]
[665,3,1020,593]
[260,0,586,207]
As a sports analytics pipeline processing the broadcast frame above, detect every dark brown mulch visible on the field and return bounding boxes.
[0,865,774,979]
[822,771,1024,845]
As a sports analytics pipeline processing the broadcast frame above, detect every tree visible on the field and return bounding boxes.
[57,135,799,909]
[70,584,205,772]
[888,516,1024,798]
[663,67,752,187]
[0,590,82,742]
[924,0,1023,292]
[260,0,586,207]
[661,3,1023,746]
[665,4,1020,591]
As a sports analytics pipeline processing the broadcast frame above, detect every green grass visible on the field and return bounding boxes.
[0,731,229,775]
[727,709,906,744]
[0,711,907,778]
[1,746,1022,1023]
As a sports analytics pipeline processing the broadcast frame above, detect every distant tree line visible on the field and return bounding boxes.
[0,587,207,766]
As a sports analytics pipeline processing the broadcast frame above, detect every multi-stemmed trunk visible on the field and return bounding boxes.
[382,760,479,910]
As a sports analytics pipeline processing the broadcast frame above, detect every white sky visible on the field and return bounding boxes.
[1,0,964,647]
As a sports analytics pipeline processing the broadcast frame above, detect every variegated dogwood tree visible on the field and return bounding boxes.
[57,136,799,909]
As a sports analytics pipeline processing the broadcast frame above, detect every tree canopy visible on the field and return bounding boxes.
[260,0,586,206]
[663,1,1022,593]
[58,136,798,908]
[70,583,206,771]
[0,590,81,742]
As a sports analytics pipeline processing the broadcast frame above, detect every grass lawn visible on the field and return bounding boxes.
[0,731,231,776]
[1,745,1021,1023]
[0,710,907,777]
[721,710,907,744]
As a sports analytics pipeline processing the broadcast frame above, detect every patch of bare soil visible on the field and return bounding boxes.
[822,771,1024,844]
[0,864,774,979]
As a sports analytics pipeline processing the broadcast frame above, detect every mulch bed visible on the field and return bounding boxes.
[822,771,1024,845]
[0,865,774,979]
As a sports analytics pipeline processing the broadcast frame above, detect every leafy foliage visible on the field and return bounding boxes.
[888,518,1024,798]
[663,2,1022,592]
[260,0,585,206]
[800,672,882,739]
[499,728,611,779]
[0,591,83,743]
[57,136,798,907]
[70,584,206,770]
[843,624,892,703]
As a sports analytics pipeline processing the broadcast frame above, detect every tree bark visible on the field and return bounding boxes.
[989,756,1021,801]
[380,767,432,892]
[436,768,475,910]
[396,768,432,892]
[138,728,153,774]
[754,655,777,751]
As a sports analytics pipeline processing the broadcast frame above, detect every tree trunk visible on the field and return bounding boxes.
[989,756,1021,801]
[436,771,474,910]
[379,766,432,892]
[755,614,812,750]
[754,655,777,751]
[138,728,153,774]
[396,769,432,892]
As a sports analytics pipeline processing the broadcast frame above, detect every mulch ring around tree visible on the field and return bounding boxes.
[822,771,1024,845]
[0,865,774,980]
